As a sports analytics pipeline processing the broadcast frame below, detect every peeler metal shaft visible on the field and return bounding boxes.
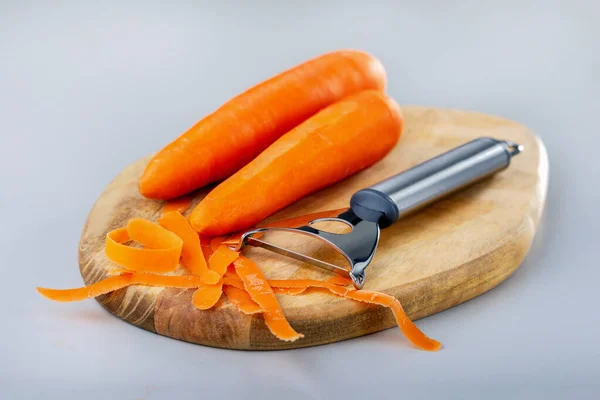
[350,137,523,227]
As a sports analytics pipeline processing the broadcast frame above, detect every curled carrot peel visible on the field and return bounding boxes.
[223,285,262,314]
[37,274,135,302]
[38,272,441,350]
[105,219,183,273]
[234,256,303,342]
[36,273,202,302]
[158,211,220,285]
[192,281,223,310]
[222,275,245,290]
[209,245,239,276]
[268,279,441,352]
[162,195,193,214]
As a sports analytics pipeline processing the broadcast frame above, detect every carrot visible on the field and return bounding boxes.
[139,50,387,200]
[223,285,262,314]
[208,245,239,276]
[105,219,183,273]
[268,279,441,351]
[190,90,402,235]
[234,256,303,342]
[158,211,220,284]
[162,195,193,214]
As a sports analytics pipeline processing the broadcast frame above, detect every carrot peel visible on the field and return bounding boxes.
[192,281,223,310]
[223,285,262,314]
[36,273,203,302]
[234,256,303,342]
[273,287,307,295]
[158,211,220,284]
[209,245,240,276]
[268,279,442,352]
[105,219,183,273]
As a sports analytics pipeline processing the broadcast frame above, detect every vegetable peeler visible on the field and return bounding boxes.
[230,137,523,289]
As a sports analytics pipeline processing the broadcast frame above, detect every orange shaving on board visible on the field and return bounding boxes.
[199,235,214,261]
[158,211,220,284]
[268,279,442,351]
[210,236,227,251]
[162,195,193,214]
[223,285,262,314]
[209,245,239,276]
[192,281,223,310]
[325,274,353,286]
[222,274,245,290]
[105,219,183,273]
[36,273,202,302]
[273,287,307,295]
[233,256,303,342]
[40,213,441,351]
[37,274,135,302]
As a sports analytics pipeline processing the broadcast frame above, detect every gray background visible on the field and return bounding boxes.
[1,1,599,399]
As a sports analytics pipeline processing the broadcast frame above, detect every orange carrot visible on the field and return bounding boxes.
[162,195,193,214]
[139,50,387,200]
[234,256,303,342]
[268,279,441,351]
[223,285,262,314]
[192,281,223,310]
[190,90,402,235]
[208,245,239,276]
[158,211,220,284]
[105,219,183,273]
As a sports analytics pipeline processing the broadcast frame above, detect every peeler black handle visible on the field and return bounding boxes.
[350,137,523,228]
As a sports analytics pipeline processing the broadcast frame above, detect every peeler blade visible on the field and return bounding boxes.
[230,209,380,289]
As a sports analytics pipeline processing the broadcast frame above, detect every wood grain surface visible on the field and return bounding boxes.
[78,107,548,350]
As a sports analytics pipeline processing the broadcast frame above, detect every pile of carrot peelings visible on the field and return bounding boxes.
[37,203,441,352]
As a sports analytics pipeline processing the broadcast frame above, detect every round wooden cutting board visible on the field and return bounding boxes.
[79,107,548,350]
